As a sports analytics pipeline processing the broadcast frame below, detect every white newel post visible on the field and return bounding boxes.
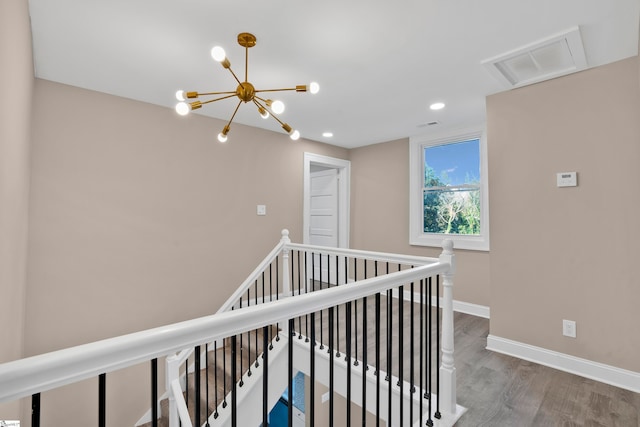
[439,239,457,415]
[166,353,181,427]
[281,229,292,297]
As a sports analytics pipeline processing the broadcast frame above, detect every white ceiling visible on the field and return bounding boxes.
[28,0,640,149]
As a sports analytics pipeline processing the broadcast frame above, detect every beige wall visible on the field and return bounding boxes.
[349,138,491,307]
[24,79,347,425]
[487,57,640,372]
[0,0,33,419]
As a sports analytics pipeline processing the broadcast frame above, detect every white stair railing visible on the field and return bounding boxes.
[0,230,457,427]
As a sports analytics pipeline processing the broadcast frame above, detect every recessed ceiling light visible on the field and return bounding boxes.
[322,132,334,138]
[430,102,445,110]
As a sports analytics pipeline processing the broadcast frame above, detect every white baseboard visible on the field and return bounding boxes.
[393,289,491,319]
[487,335,640,393]
[449,299,490,318]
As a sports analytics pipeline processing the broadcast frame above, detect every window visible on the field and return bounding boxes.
[410,128,489,251]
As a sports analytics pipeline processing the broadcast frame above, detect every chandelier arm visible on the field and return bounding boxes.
[225,100,243,128]
[226,66,243,86]
[196,90,237,97]
[265,109,286,127]
[252,99,266,110]
[255,88,301,93]
[198,94,238,106]
[245,43,249,83]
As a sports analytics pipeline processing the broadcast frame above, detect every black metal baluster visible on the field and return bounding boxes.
[361,259,368,426]
[195,345,201,427]
[410,280,416,426]
[298,250,303,339]
[398,283,404,426]
[375,291,381,427]
[99,373,106,427]
[319,254,324,350]
[262,325,269,427]
[346,300,352,427]
[247,290,252,377]
[276,257,280,341]
[214,340,219,418]
[222,338,227,409]
[151,358,158,427]
[327,254,332,356]
[427,277,433,426]
[374,257,380,426]
[335,255,341,358]
[420,279,424,426]
[435,274,441,420]
[254,280,260,368]
[262,270,270,350]
[288,318,294,427]
[343,256,349,362]
[353,260,358,367]
[305,252,310,342]
[205,344,210,426]
[329,303,335,427]
[238,299,244,388]
[310,310,316,427]
[231,335,237,427]
[185,358,189,413]
[31,393,40,427]
[386,263,393,426]
[361,294,368,427]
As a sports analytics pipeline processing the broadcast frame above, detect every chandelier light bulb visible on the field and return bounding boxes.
[175,102,190,116]
[211,46,226,62]
[271,100,285,115]
[309,82,320,94]
[289,129,300,140]
[258,107,269,119]
[176,90,186,101]
[217,132,228,143]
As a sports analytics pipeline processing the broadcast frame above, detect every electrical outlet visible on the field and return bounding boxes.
[562,319,576,338]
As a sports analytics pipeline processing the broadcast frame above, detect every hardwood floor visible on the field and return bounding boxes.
[450,312,640,426]
[313,298,640,426]
[142,298,639,426]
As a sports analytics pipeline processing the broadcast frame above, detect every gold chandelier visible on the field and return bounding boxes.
[175,32,319,142]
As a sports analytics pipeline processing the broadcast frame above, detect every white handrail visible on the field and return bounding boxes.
[217,229,289,313]
[0,261,449,404]
[285,242,440,266]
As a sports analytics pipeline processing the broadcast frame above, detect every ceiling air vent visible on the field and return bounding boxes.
[482,26,587,89]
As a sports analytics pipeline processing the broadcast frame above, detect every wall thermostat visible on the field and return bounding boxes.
[556,172,577,187]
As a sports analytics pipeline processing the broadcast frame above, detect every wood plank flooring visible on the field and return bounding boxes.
[311,297,640,426]
[141,296,639,426]
[449,312,640,426]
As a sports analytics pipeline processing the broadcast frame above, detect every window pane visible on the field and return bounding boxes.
[423,188,480,235]
[424,139,480,187]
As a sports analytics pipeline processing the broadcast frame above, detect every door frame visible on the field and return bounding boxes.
[303,152,350,248]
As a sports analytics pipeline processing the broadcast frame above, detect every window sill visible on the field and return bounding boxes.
[410,233,489,252]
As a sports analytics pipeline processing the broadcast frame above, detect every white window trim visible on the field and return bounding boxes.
[409,127,490,251]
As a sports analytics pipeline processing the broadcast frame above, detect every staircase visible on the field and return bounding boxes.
[139,328,281,427]
[140,295,465,427]
[0,230,461,427]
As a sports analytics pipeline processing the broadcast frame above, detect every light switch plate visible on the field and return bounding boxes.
[257,205,266,216]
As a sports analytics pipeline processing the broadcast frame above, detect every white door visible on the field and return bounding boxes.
[309,168,338,285]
